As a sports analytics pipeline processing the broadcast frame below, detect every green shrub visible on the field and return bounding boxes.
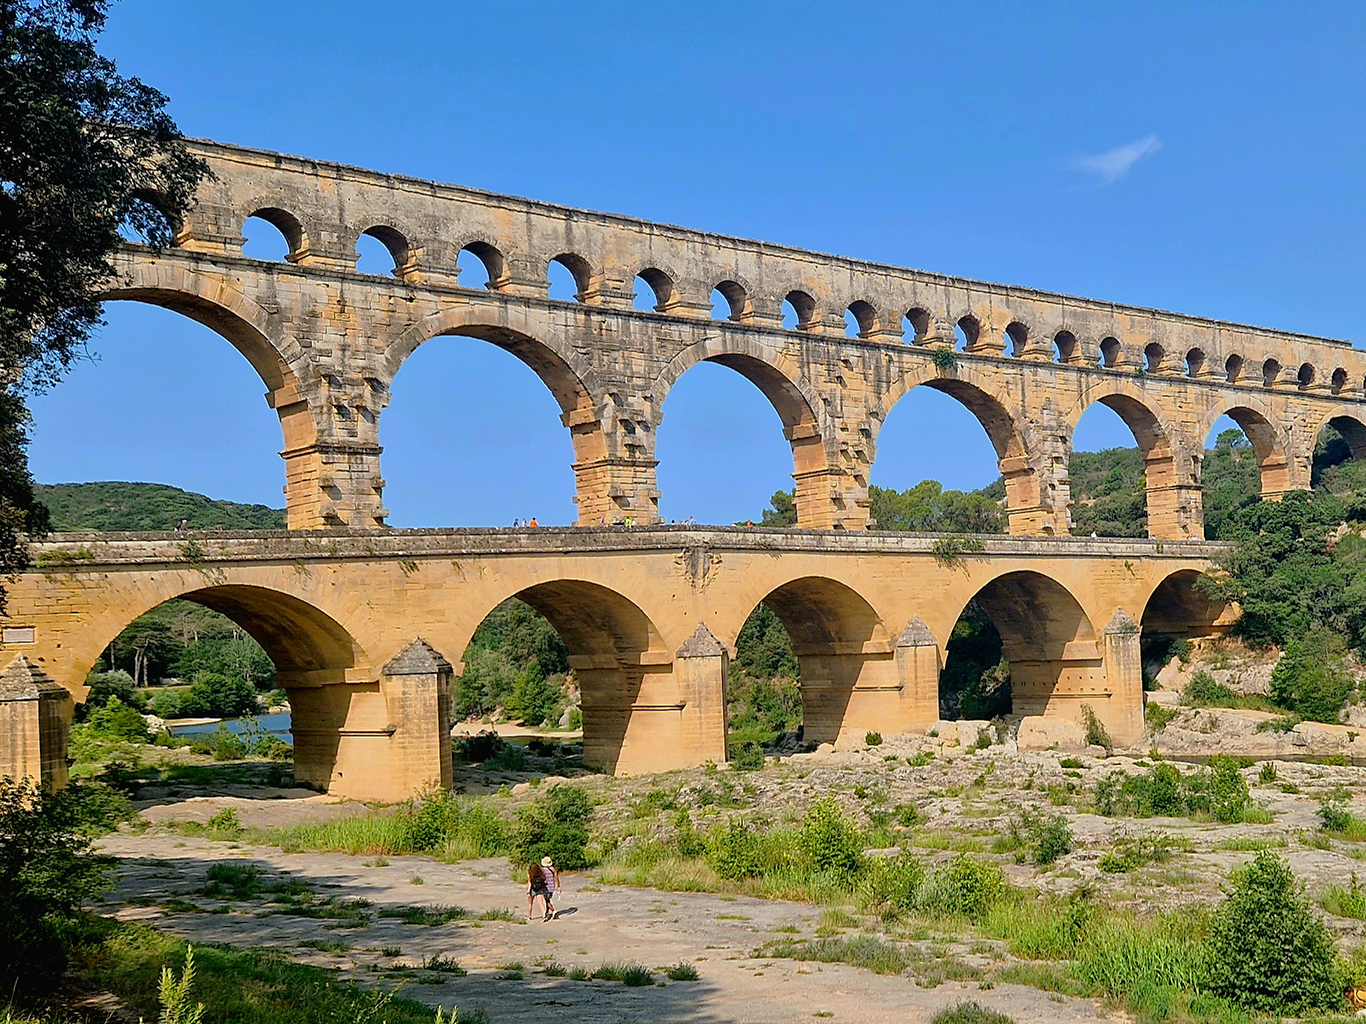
[1205,756,1250,823]
[1321,872,1366,919]
[729,741,765,771]
[1030,815,1072,865]
[1081,704,1112,752]
[511,785,592,868]
[1096,759,1253,823]
[1203,851,1341,1013]
[1182,670,1236,707]
[920,856,1006,921]
[797,799,863,879]
[864,731,883,746]
[453,730,504,764]
[858,852,924,914]
[79,669,143,718]
[206,808,242,834]
[86,695,150,742]
[1144,702,1178,733]
[504,668,566,727]
[1270,627,1354,723]
[566,706,583,730]
[1258,761,1277,783]
[0,778,111,997]
[666,961,699,980]
[929,1002,1014,1024]
[707,818,763,880]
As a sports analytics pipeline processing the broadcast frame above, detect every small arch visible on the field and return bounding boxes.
[780,290,817,331]
[1053,331,1078,364]
[1099,336,1121,368]
[1004,321,1028,357]
[1297,362,1316,390]
[356,225,410,277]
[1225,354,1244,382]
[1185,348,1206,377]
[1143,342,1164,373]
[243,208,306,262]
[955,315,981,351]
[633,267,677,312]
[1311,413,1366,491]
[1332,368,1348,395]
[120,188,182,245]
[903,308,931,343]
[1262,358,1281,387]
[548,253,595,302]
[458,241,506,291]
[845,300,877,339]
[711,280,751,321]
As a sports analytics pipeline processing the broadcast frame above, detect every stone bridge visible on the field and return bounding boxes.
[5,137,1354,796]
[3,529,1232,799]
[106,139,1366,538]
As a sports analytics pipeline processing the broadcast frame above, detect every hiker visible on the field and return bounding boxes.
[540,856,560,918]
[527,862,555,921]
[529,517,538,528]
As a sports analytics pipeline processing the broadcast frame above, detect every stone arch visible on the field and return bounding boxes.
[1140,569,1235,642]
[1224,353,1244,382]
[99,258,321,528]
[356,225,413,276]
[781,289,818,330]
[455,238,508,290]
[845,299,878,338]
[874,364,1046,534]
[652,336,835,527]
[547,251,599,302]
[1197,400,1291,497]
[1302,409,1366,489]
[385,307,612,523]
[1064,383,1189,539]
[733,575,892,745]
[73,580,371,790]
[711,278,753,321]
[464,579,669,774]
[944,569,1099,726]
[631,264,681,312]
[243,205,309,262]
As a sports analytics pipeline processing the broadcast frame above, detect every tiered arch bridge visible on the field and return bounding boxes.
[3,137,1351,796]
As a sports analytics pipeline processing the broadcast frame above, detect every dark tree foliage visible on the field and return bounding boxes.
[0,0,206,608]
[452,599,571,720]
[0,392,48,612]
[0,777,110,997]
[732,602,798,680]
[938,600,1010,720]
[1201,429,1263,540]
[0,0,208,385]
[1067,447,1147,538]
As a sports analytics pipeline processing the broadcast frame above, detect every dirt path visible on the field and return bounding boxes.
[99,832,1112,1024]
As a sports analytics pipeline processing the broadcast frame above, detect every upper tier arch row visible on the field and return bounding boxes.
[161,139,1362,395]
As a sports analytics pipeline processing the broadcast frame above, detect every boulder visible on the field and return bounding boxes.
[1016,715,1088,753]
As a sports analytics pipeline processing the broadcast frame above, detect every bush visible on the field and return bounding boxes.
[86,695,150,741]
[729,741,765,771]
[1030,815,1072,866]
[1081,704,1112,752]
[511,785,592,868]
[930,1002,1014,1024]
[1182,670,1236,707]
[858,852,924,913]
[864,731,883,746]
[1270,627,1354,723]
[0,778,111,997]
[454,730,504,764]
[796,799,863,879]
[920,856,1006,921]
[1203,851,1341,1013]
[80,669,143,717]
[1095,758,1252,823]
[504,668,566,727]
[707,818,763,880]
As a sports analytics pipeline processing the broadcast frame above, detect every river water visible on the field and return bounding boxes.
[167,710,293,744]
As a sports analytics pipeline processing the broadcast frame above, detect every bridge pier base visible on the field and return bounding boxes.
[289,639,453,801]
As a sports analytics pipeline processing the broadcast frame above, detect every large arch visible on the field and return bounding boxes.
[1196,400,1292,498]
[73,581,371,791]
[731,575,894,745]
[98,258,320,527]
[460,579,670,775]
[874,366,1047,535]
[386,309,611,524]
[1064,384,1187,539]
[943,570,1099,722]
[652,337,834,527]
[1139,569,1237,685]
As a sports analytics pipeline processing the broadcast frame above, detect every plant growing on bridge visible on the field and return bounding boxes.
[930,346,959,374]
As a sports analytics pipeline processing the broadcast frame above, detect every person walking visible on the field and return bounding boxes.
[540,855,559,919]
[527,862,554,921]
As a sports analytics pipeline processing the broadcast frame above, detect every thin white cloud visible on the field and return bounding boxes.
[1072,134,1162,185]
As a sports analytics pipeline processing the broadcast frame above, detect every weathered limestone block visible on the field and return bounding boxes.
[1016,715,1089,753]
[0,656,72,791]
[894,618,941,732]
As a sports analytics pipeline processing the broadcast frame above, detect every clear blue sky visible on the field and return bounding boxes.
[28,1,1366,526]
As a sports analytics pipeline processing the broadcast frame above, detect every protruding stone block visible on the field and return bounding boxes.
[894,618,941,731]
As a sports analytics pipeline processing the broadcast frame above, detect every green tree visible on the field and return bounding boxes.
[1204,852,1341,1013]
[0,0,206,608]
[0,778,110,997]
[1270,627,1355,723]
